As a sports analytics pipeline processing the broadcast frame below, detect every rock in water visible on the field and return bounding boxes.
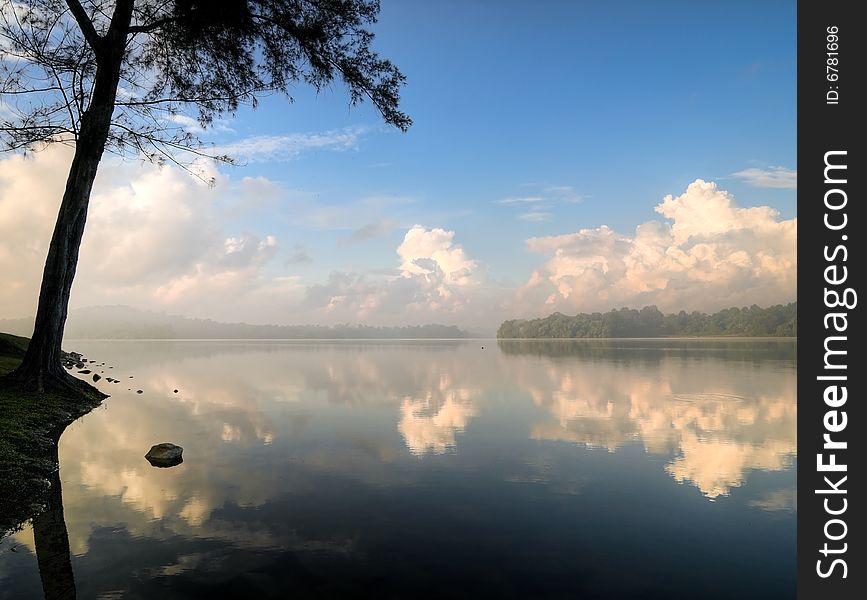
[145,443,184,468]
[92,373,101,382]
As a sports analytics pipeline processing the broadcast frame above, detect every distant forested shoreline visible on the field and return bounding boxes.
[497,302,796,339]
[0,306,469,340]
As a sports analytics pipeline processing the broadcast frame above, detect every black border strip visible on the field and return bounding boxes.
[797,1,863,597]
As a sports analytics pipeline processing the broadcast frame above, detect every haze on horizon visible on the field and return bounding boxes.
[0,1,796,331]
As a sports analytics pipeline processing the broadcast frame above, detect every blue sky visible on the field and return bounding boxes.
[218,0,796,277]
[0,0,797,329]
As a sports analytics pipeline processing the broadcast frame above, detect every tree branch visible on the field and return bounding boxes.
[129,16,176,35]
[64,0,102,54]
[114,88,270,107]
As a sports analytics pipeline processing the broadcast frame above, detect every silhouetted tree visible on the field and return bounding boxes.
[1,0,410,393]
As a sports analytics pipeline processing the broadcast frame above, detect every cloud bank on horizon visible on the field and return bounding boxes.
[0,147,796,329]
[518,179,796,316]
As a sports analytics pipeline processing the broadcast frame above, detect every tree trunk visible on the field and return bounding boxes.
[10,131,108,394]
[8,0,134,395]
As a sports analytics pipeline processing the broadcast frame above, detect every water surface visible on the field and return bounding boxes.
[0,339,796,598]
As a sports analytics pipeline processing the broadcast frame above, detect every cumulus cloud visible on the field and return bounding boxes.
[80,165,295,319]
[302,225,489,324]
[732,166,797,189]
[397,225,477,286]
[150,234,279,305]
[4,149,790,330]
[0,147,501,327]
[0,148,71,317]
[0,145,299,322]
[518,179,796,314]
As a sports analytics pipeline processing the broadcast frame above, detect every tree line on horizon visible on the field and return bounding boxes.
[497,302,797,339]
[0,306,469,340]
[84,321,469,340]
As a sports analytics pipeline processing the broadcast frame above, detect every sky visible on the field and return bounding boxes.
[0,0,797,331]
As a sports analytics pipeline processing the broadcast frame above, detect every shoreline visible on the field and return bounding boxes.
[0,334,105,536]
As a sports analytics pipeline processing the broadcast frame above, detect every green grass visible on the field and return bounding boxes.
[0,332,103,534]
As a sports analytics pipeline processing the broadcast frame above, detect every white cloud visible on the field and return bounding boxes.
[497,196,544,205]
[732,166,797,189]
[543,185,586,203]
[78,163,291,317]
[167,114,235,135]
[3,149,791,330]
[518,179,796,314]
[497,184,586,222]
[0,148,78,318]
[301,225,492,324]
[0,147,507,328]
[213,126,368,163]
[518,210,553,222]
[0,145,302,323]
[150,234,279,305]
[397,225,477,286]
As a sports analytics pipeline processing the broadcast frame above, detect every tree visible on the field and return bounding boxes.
[495,303,797,339]
[1,0,410,393]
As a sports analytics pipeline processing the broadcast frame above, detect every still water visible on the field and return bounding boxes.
[0,339,796,599]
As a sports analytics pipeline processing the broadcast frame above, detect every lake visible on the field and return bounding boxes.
[0,339,796,599]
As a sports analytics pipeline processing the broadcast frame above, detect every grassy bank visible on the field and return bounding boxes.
[0,332,104,534]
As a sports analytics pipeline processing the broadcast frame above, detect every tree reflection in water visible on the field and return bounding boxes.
[32,442,76,600]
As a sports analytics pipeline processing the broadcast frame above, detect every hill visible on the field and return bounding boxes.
[0,306,470,340]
